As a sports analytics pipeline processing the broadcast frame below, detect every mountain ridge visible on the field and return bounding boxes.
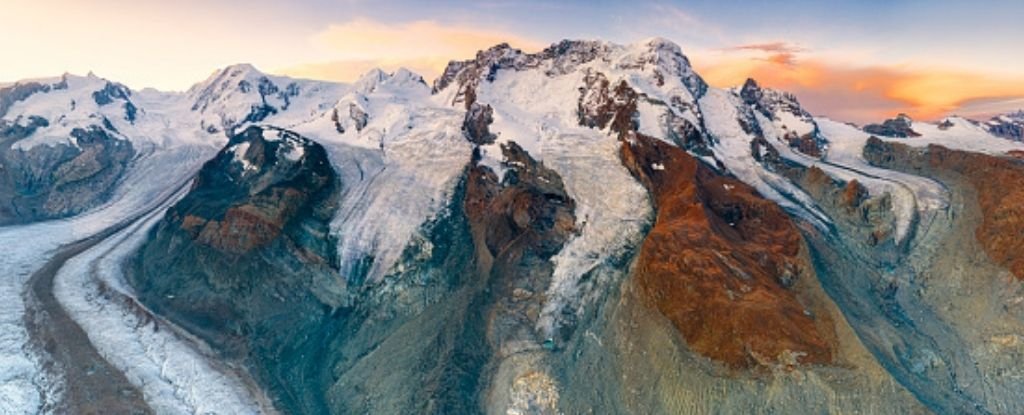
[3,37,1024,414]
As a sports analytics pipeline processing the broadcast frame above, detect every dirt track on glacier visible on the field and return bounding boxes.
[23,222,153,415]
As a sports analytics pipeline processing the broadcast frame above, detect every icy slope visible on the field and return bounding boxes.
[1,74,138,150]
[698,88,830,227]
[291,68,473,287]
[188,63,346,137]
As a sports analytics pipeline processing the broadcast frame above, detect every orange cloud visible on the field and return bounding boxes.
[279,19,544,83]
[694,47,1024,123]
[723,42,807,67]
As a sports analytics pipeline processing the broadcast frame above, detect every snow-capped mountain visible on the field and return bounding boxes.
[3,38,1024,415]
[187,63,346,136]
[985,110,1024,141]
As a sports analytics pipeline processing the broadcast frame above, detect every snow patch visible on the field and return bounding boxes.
[231,141,256,172]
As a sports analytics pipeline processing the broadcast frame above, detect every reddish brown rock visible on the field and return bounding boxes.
[841,179,867,210]
[462,142,577,359]
[865,137,1024,280]
[620,132,835,369]
[786,131,824,158]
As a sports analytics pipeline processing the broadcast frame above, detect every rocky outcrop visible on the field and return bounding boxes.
[619,132,836,368]
[773,161,901,251]
[0,124,133,225]
[462,142,576,413]
[863,114,920,138]
[92,81,138,123]
[740,78,827,157]
[464,143,577,342]
[463,102,497,145]
[572,73,839,369]
[577,71,638,134]
[132,126,342,413]
[864,136,1024,280]
[986,111,1024,141]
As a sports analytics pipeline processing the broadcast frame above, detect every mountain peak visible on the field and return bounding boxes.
[864,113,920,137]
[433,38,707,106]
[353,67,427,95]
[638,36,684,55]
[742,77,761,91]
[219,63,262,77]
[189,63,267,97]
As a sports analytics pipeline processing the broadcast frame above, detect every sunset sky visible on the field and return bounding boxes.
[3,0,1022,123]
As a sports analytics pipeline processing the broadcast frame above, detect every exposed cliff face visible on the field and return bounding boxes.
[619,132,835,368]
[132,126,342,413]
[864,137,1024,280]
[0,124,133,225]
[463,143,577,414]
[739,78,827,158]
[985,111,1024,141]
[463,102,497,145]
[864,114,920,138]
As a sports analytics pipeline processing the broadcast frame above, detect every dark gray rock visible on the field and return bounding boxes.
[0,124,133,225]
[864,114,920,138]
[463,102,496,145]
[986,111,1024,141]
[133,126,346,414]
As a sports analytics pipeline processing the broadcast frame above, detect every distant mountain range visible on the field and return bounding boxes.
[2,38,1024,415]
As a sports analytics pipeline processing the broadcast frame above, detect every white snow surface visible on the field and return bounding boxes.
[774,110,816,138]
[187,63,346,136]
[882,116,1024,155]
[4,74,134,149]
[294,69,473,286]
[6,64,347,152]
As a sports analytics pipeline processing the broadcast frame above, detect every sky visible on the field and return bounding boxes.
[2,0,1023,123]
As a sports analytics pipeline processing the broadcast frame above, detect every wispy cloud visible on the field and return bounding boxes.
[727,42,807,55]
[956,97,1024,118]
[279,18,545,82]
[694,43,1024,123]
[637,3,726,44]
[723,42,807,66]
